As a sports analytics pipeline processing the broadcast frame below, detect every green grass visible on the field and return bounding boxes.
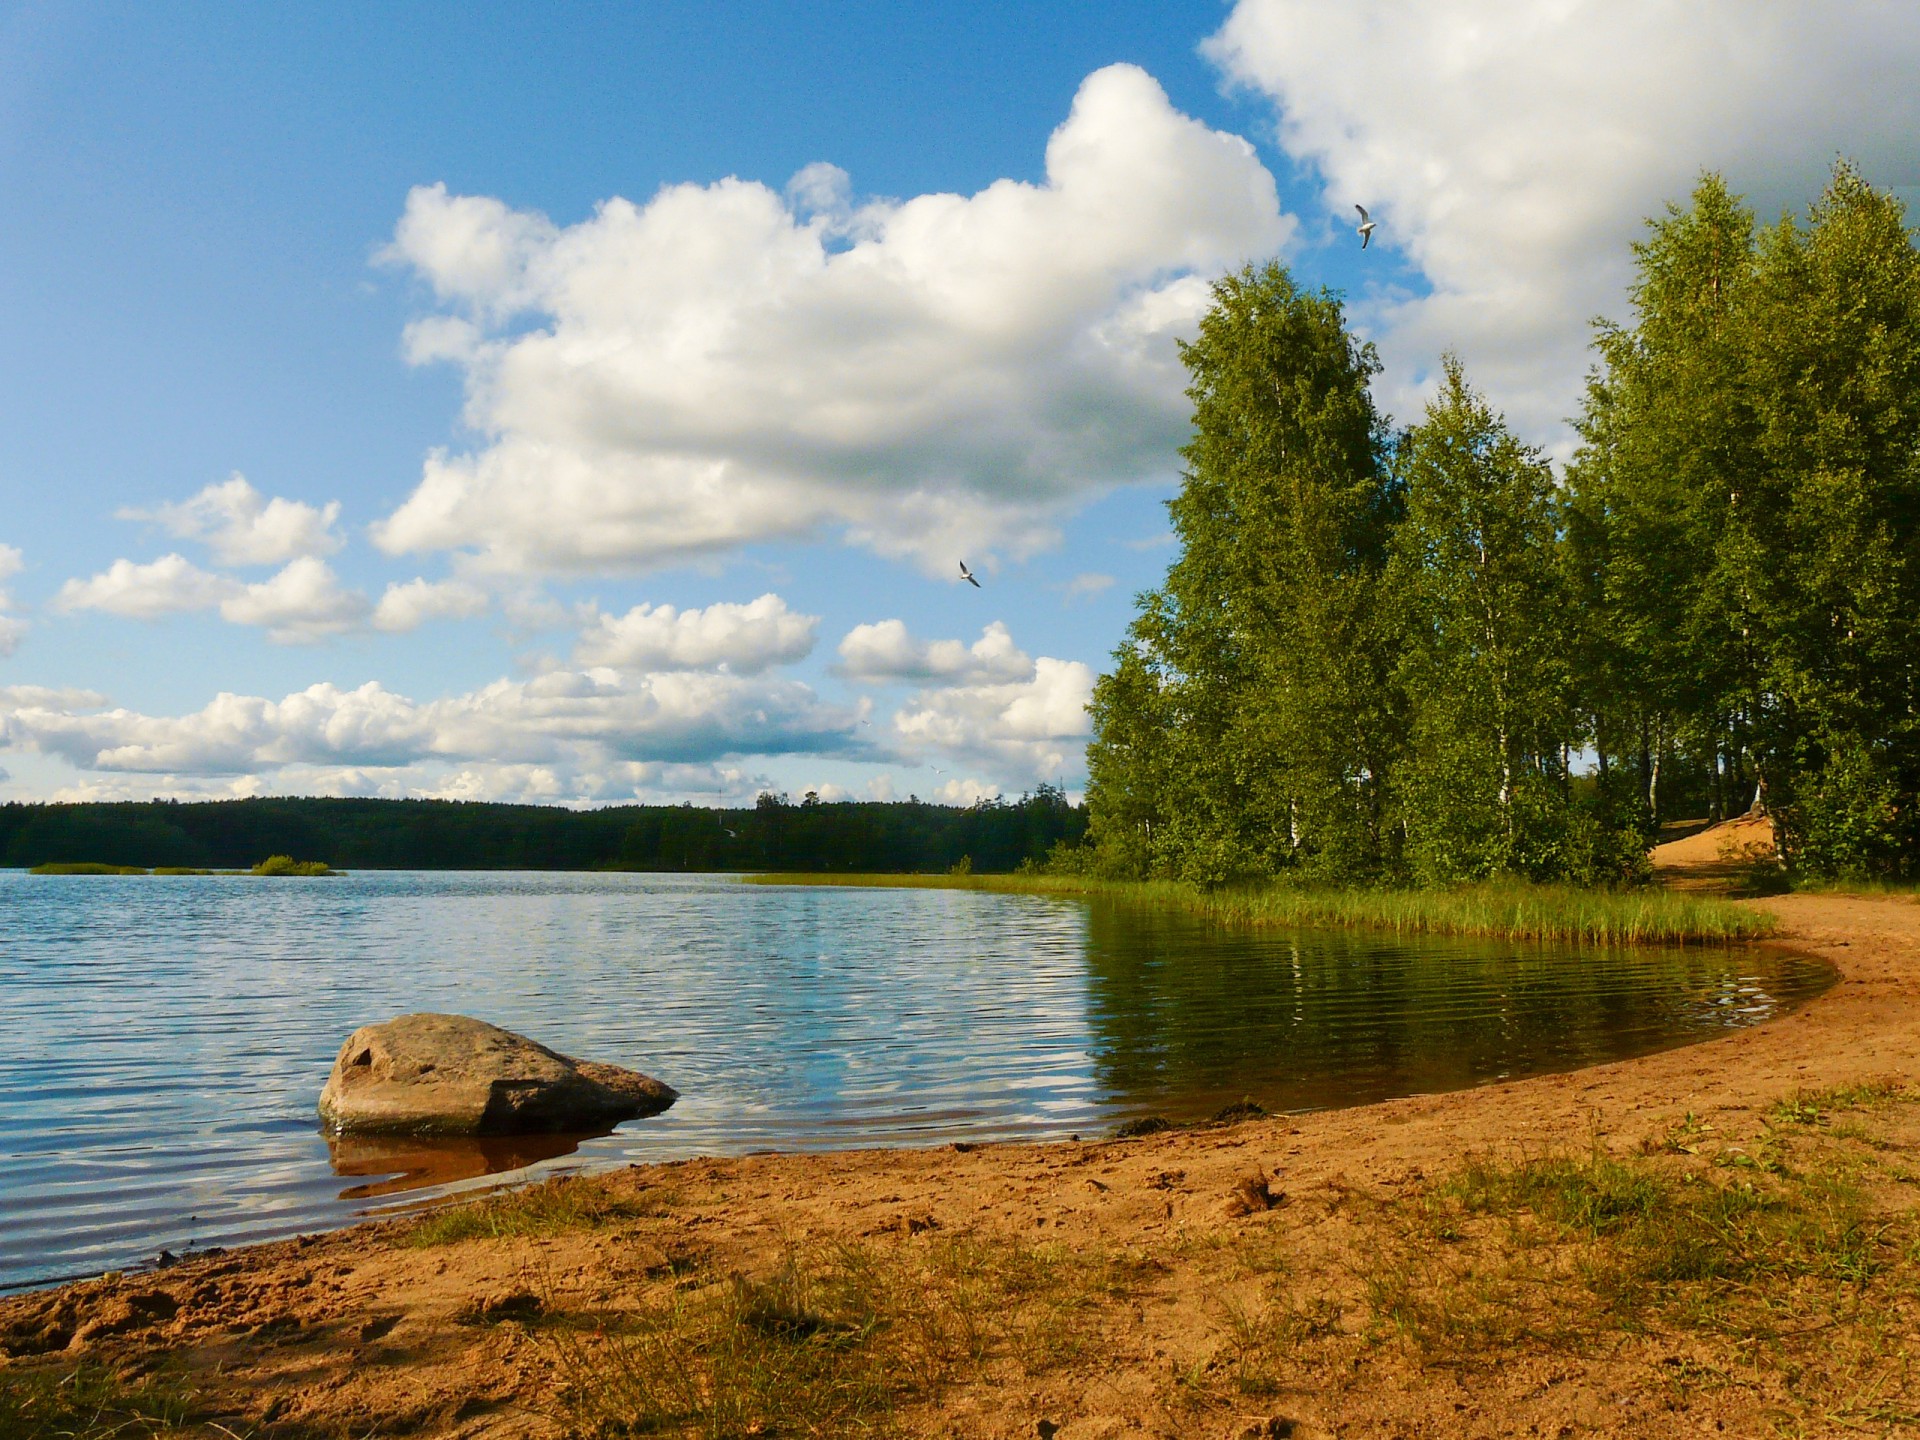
[1787,875,1920,898]
[1190,1085,1920,1429]
[0,1363,202,1439]
[401,1173,670,1247]
[544,1234,1128,1438]
[27,861,151,875]
[743,872,1774,945]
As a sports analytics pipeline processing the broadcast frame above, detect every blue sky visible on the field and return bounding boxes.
[1,2,1913,806]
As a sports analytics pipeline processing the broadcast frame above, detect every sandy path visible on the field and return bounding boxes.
[5,830,1917,1438]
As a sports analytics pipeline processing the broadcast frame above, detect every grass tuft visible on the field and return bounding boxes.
[744,872,1773,945]
[403,1174,669,1247]
[543,1236,1127,1437]
[0,1363,202,1439]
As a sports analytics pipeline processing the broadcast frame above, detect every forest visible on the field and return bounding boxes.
[0,787,1085,874]
[1079,165,1919,885]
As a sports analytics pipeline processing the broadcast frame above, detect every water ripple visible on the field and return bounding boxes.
[0,869,1831,1290]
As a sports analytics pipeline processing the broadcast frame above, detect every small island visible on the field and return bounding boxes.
[27,855,339,877]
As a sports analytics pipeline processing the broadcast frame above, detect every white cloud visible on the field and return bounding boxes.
[422,763,571,805]
[372,576,490,632]
[218,557,370,643]
[0,669,856,780]
[373,64,1290,574]
[573,593,818,674]
[1207,1,1920,442]
[0,684,110,709]
[120,474,343,566]
[836,619,1033,686]
[892,655,1096,783]
[54,554,234,619]
[0,542,23,657]
[932,776,1000,806]
[53,553,415,646]
[1055,572,1115,603]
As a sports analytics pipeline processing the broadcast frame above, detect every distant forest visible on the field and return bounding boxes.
[1083,165,1919,884]
[0,788,1086,873]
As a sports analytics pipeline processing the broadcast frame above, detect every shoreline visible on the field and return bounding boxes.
[5,873,1920,1434]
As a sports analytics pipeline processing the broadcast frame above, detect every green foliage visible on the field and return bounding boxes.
[1087,163,1918,886]
[1571,163,1920,877]
[1086,262,1400,884]
[27,862,150,875]
[249,854,335,876]
[0,789,1086,875]
[1389,361,1642,884]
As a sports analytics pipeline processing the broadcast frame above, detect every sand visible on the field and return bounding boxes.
[5,824,1917,1439]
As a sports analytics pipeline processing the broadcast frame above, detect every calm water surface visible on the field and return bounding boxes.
[0,870,1831,1290]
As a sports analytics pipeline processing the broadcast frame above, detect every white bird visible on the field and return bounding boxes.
[1355,204,1376,249]
[958,560,981,588]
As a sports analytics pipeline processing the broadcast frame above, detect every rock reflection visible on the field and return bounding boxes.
[325,1130,610,1200]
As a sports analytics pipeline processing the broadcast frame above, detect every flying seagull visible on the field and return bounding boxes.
[958,560,981,588]
[1355,204,1376,249]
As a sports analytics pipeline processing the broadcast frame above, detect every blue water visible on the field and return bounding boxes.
[0,870,1830,1290]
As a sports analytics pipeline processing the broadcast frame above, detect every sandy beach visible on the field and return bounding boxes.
[6,824,1919,1439]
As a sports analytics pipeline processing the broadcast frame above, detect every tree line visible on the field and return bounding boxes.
[0,788,1086,874]
[1078,165,1919,885]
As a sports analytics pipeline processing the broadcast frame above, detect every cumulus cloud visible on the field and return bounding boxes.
[573,593,818,674]
[54,554,371,644]
[218,557,369,643]
[119,474,344,566]
[0,684,111,710]
[836,619,1033,686]
[932,776,1001,806]
[1207,1,1920,441]
[892,655,1095,782]
[371,577,490,632]
[0,669,856,780]
[54,554,234,619]
[373,64,1290,574]
[0,543,24,656]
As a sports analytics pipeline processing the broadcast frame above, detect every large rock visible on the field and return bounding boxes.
[317,1013,677,1136]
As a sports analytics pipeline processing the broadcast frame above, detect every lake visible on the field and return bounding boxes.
[0,869,1831,1291]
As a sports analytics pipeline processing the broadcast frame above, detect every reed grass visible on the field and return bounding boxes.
[743,872,1774,945]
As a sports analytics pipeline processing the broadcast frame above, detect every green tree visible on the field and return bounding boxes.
[1743,164,1920,874]
[1572,163,1920,877]
[1085,262,1400,882]
[1391,359,1595,880]
[1568,172,1763,831]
